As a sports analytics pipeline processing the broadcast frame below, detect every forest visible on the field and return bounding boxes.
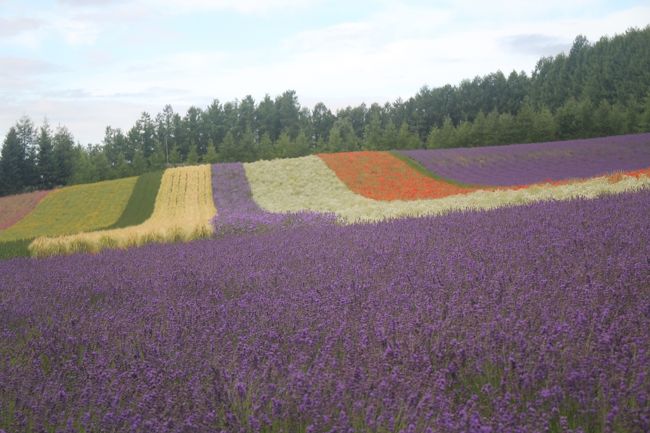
[1,26,649,196]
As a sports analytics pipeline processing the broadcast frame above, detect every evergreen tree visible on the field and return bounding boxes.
[52,127,76,185]
[396,122,421,149]
[531,107,556,142]
[275,131,293,158]
[514,100,536,143]
[436,117,456,148]
[363,112,383,150]
[381,120,398,150]
[469,111,488,146]
[204,139,219,163]
[0,128,24,194]
[37,121,57,189]
[186,143,199,164]
[258,133,275,160]
[219,131,238,162]
[288,130,311,157]
[454,121,472,147]
[239,128,257,162]
[640,93,650,132]
[426,126,442,149]
[15,116,38,188]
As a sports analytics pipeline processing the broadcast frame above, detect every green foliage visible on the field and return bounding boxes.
[0,239,32,260]
[186,144,199,164]
[396,121,421,149]
[204,140,219,164]
[107,170,163,229]
[2,26,650,197]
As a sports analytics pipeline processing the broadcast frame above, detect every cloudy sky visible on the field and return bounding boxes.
[1,0,649,144]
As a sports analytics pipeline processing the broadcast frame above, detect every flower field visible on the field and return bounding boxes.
[211,163,333,236]
[245,155,650,223]
[29,165,215,256]
[319,151,474,200]
[399,133,650,186]
[0,190,50,230]
[1,190,649,432]
[1,134,650,432]
[0,176,137,243]
[107,170,164,229]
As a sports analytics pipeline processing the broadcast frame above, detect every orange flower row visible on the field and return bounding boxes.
[319,151,475,201]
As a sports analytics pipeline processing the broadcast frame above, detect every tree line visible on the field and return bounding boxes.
[1,26,649,196]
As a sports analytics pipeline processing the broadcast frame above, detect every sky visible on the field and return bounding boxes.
[1,0,649,144]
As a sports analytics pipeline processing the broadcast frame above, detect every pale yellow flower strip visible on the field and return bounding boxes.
[30,165,216,256]
[245,155,650,224]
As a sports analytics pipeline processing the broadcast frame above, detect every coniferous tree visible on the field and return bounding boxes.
[204,139,219,164]
[37,121,57,189]
[0,127,24,194]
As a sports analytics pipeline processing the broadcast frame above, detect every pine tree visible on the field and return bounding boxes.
[436,117,456,148]
[0,127,24,194]
[52,127,76,185]
[275,131,292,158]
[37,121,57,189]
[381,120,398,150]
[426,126,442,149]
[258,133,275,160]
[531,106,556,142]
[220,131,238,162]
[204,139,219,163]
[396,122,421,149]
[186,143,199,164]
[363,113,383,150]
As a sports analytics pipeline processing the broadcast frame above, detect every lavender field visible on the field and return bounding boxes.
[1,189,649,433]
[400,133,650,186]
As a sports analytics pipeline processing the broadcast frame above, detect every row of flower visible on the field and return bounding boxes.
[2,134,650,257]
[29,166,215,257]
[399,132,650,186]
[2,190,648,432]
[245,155,650,223]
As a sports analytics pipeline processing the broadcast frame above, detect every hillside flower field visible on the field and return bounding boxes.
[399,133,650,186]
[1,190,648,432]
[29,166,215,256]
[319,151,474,200]
[1,133,650,432]
[211,163,334,236]
[0,190,49,230]
[246,155,650,223]
[0,176,137,243]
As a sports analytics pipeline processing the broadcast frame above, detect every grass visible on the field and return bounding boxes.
[0,177,137,243]
[107,170,163,229]
[0,239,32,260]
[30,165,216,257]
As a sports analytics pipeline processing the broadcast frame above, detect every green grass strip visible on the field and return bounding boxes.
[0,239,33,260]
[389,151,482,188]
[107,170,164,229]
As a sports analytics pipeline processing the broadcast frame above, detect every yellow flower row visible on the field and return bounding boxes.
[244,155,650,223]
[30,165,216,257]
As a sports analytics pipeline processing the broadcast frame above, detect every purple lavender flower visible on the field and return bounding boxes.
[400,133,650,186]
[0,190,649,432]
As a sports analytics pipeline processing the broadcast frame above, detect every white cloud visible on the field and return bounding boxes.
[0,17,43,37]
[147,0,322,14]
[1,0,649,143]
